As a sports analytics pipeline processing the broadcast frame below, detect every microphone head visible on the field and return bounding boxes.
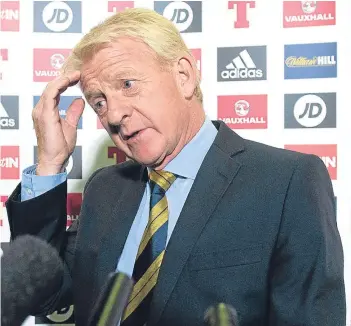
[204,303,239,326]
[88,272,134,326]
[1,235,64,326]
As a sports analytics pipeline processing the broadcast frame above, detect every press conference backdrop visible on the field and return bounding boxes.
[0,0,350,325]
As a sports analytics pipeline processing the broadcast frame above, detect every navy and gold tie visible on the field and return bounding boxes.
[121,170,177,326]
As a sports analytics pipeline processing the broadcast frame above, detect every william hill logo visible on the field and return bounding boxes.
[285,55,336,68]
[284,42,337,79]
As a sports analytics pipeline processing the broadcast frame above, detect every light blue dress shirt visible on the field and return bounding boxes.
[21,117,218,278]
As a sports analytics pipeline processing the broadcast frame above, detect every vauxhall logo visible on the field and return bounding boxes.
[217,46,267,81]
[217,94,267,130]
[283,1,336,28]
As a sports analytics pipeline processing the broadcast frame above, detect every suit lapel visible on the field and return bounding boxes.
[95,164,147,289]
[148,121,245,325]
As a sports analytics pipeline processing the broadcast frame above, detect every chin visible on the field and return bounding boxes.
[129,137,168,167]
[135,157,162,168]
[132,150,166,168]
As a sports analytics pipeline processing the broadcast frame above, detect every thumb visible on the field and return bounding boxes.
[65,98,85,128]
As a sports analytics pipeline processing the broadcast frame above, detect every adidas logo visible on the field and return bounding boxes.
[0,98,16,128]
[0,101,9,117]
[221,49,263,80]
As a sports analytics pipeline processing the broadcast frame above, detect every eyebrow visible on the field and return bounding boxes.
[84,91,104,103]
[83,68,140,101]
[109,68,139,80]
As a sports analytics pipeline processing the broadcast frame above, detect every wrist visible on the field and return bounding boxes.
[36,163,64,176]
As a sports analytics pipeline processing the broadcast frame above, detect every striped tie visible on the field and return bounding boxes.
[121,170,177,326]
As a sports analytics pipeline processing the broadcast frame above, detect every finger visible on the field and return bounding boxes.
[33,71,81,120]
[44,71,81,101]
[48,70,81,94]
[65,98,85,128]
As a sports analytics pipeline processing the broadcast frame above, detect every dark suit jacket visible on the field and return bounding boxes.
[6,121,346,326]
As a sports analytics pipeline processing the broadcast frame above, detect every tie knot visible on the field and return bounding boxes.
[149,170,176,194]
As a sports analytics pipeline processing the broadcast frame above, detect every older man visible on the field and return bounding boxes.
[5,8,345,326]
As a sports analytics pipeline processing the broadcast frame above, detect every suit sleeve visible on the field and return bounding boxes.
[5,167,104,316]
[269,154,346,326]
[21,164,67,201]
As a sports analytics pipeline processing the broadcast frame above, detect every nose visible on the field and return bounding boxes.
[106,96,133,127]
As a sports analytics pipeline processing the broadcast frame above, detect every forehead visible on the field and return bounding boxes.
[80,37,160,87]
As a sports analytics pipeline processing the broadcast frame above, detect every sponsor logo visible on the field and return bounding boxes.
[191,48,201,76]
[0,48,9,80]
[0,49,8,61]
[284,42,337,79]
[33,96,82,128]
[0,1,19,31]
[228,1,255,28]
[283,1,335,28]
[33,1,81,33]
[218,94,267,129]
[0,195,8,227]
[108,147,128,164]
[0,146,19,180]
[33,49,71,82]
[35,306,75,324]
[284,144,337,180]
[34,146,82,179]
[0,95,19,129]
[154,1,202,33]
[108,1,134,13]
[285,92,336,128]
[217,46,267,81]
[65,147,82,180]
[66,193,82,228]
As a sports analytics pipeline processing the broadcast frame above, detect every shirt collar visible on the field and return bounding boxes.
[148,116,218,180]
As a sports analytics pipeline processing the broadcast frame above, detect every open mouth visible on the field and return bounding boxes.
[122,130,141,141]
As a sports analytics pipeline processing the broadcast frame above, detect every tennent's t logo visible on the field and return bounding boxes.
[228,1,255,28]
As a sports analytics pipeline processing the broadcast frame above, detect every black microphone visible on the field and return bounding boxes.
[87,271,134,326]
[1,235,64,326]
[204,303,239,326]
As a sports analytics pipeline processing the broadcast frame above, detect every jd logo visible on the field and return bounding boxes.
[34,1,82,33]
[164,2,193,31]
[284,93,336,129]
[34,146,82,179]
[294,94,327,127]
[43,1,73,32]
[154,1,202,33]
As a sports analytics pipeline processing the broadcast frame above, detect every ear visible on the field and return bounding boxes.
[176,55,197,100]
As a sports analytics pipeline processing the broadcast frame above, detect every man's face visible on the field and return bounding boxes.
[80,37,191,168]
